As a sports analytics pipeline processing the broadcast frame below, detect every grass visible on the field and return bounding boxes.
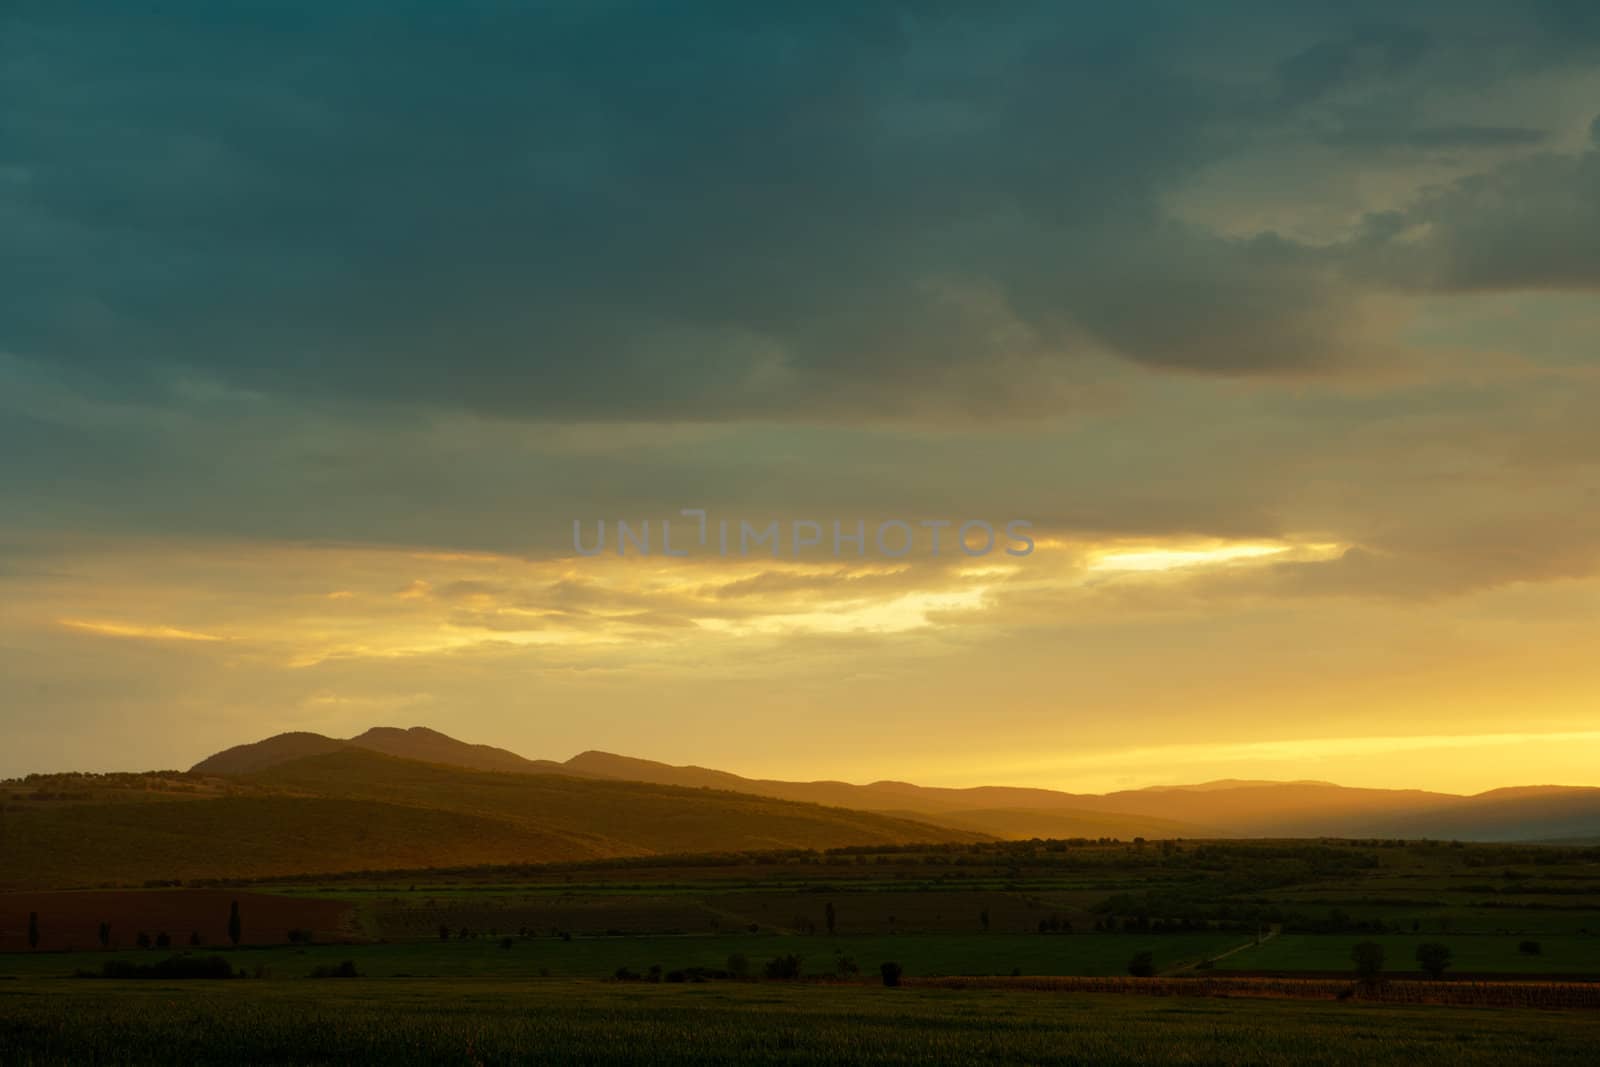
[1215,933,1600,974]
[2,979,1598,1065]
[0,932,1245,981]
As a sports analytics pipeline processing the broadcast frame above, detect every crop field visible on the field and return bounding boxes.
[3,979,1599,1066]
[0,932,1246,982]
[2,841,1596,1063]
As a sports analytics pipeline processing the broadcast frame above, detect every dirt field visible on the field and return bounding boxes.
[0,889,354,951]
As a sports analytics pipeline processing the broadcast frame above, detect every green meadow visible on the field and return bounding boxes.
[3,980,1599,1066]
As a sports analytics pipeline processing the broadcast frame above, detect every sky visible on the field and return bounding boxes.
[2,2,1598,792]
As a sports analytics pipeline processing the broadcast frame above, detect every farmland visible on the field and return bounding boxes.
[2,839,1596,1063]
[3,980,1599,1065]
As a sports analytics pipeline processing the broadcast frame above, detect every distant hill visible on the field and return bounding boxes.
[344,726,570,775]
[2,750,980,890]
[1357,787,1600,842]
[176,726,1600,844]
[191,726,570,777]
[188,731,349,775]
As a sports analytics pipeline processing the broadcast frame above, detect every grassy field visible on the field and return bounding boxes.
[2,979,1598,1065]
[2,840,1596,1062]
[0,932,1245,981]
[1215,933,1600,975]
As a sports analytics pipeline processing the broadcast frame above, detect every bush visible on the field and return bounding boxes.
[880,961,903,988]
[500,936,515,950]
[287,929,313,945]
[308,960,361,979]
[726,953,749,978]
[1127,951,1156,978]
[1519,940,1542,955]
[763,954,803,980]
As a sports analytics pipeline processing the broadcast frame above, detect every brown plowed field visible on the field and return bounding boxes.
[0,889,355,951]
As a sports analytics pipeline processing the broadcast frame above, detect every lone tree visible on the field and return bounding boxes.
[98,921,111,949]
[1127,951,1156,977]
[1352,941,1385,982]
[825,902,836,936]
[227,900,242,947]
[980,909,990,933]
[1416,942,1453,980]
[27,912,39,951]
[880,961,903,988]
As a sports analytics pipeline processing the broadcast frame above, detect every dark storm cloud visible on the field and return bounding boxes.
[3,1,1596,422]
[1359,138,1600,292]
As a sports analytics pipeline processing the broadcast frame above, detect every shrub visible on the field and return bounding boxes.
[1519,940,1542,955]
[726,952,749,978]
[287,929,313,945]
[880,961,903,987]
[1127,951,1156,978]
[308,960,361,979]
[764,954,803,980]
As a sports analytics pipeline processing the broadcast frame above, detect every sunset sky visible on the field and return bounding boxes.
[3,3,1598,791]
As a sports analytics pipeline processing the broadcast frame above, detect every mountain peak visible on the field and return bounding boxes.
[192,725,565,777]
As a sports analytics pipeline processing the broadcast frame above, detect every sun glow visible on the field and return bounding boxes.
[1087,540,1341,573]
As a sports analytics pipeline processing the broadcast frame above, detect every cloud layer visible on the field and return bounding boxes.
[4,2,1597,420]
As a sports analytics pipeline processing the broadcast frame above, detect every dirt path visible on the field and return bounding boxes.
[1164,925,1278,975]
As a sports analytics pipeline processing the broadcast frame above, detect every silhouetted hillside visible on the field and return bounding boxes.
[191,726,575,777]
[345,726,569,775]
[3,750,980,889]
[174,726,1600,844]
[188,732,349,775]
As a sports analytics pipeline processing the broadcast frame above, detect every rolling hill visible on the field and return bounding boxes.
[1,749,981,890]
[153,725,1600,847]
[191,726,568,776]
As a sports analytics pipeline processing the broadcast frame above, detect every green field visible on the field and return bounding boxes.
[4,839,1597,1064]
[1215,933,1600,975]
[0,932,1244,981]
[2,979,1597,1065]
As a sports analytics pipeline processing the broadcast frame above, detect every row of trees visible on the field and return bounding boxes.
[1353,941,1455,980]
[24,901,243,951]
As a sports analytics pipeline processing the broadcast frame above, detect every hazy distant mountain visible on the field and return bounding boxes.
[182,727,1600,843]
[1357,787,1600,842]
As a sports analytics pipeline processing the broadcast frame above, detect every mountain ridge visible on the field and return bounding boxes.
[181,727,1600,843]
